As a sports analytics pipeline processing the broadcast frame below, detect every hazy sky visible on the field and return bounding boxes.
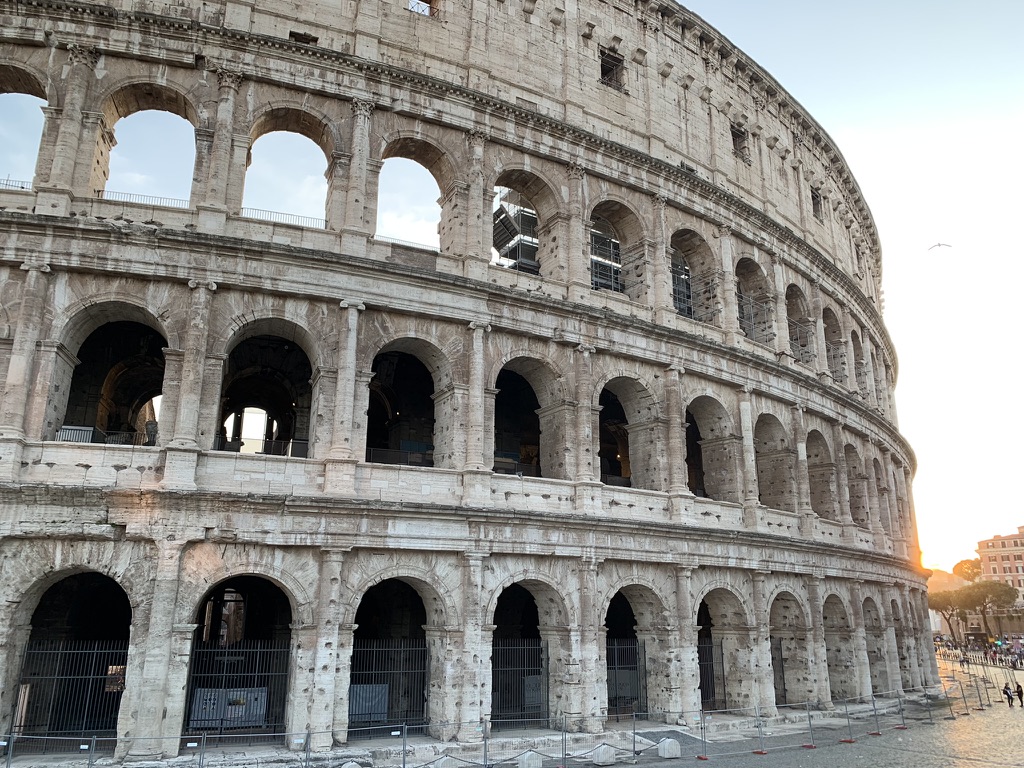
[2,1,1021,571]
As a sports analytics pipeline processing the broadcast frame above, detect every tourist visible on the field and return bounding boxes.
[1016,683,1023,707]
[1003,683,1014,707]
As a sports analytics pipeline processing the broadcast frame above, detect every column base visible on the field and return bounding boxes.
[573,479,604,515]
[196,204,228,232]
[161,445,199,490]
[0,434,26,483]
[34,186,73,217]
[461,467,493,508]
[324,457,358,495]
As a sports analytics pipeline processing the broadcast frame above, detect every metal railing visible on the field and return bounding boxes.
[371,234,440,251]
[240,207,326,229]
[366,447,434,467]
[55,425,157,446]
[98,189,190,208]
[213,437,308,458]
[0,177,32,191]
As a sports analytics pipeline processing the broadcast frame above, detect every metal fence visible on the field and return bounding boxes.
[349,639,430,738]
[240,207,327,229]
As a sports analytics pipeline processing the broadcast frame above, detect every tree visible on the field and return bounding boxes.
[928,590,963,643]
[958,580,1018,639]
[952,558,982,583]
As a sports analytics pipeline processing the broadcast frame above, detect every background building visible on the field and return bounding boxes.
[0,0,936,762]
[978,526,1024,603]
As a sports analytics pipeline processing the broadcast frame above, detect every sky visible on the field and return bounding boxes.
[2,1,1022,571]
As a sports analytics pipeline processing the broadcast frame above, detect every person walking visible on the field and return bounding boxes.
[1003,683,1014,707]
[1016,683,1023,707]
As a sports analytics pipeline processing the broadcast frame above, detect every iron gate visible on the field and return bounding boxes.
[491,639,548,730]
[770,636,787,705]
[182,640,290,742]
[348,639,429,738]
[12,638,128,753]
[697,636,725,711]
[606,638,647,718]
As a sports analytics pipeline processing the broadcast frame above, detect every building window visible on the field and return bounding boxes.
[811,188,823,221]
[1003,554,1011,561]
[407,0,438,17]
[589,216,623,292]
[599,47,626,91]
[731,124,751,165]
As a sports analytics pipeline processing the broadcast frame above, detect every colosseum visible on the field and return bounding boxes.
[0,0,936,761]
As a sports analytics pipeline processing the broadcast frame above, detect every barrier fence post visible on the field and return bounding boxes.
[483,723,489,768]
[895,695,908,730]
[957,682,970,716]
[562,715,567,768]
[403,724,408,768]
[840,698,856,743]
[924,692,934,725]
[753,704,767,755]
[697,711,708,761]
[199,733,207,768]
[304,729,312,768]
[1,734,11,768]
[868,696,881,736]
[974,676,986,710]
[803,701,816,749]
[632,712,637,756]
[88,735,97,768]
[944,686,956,720]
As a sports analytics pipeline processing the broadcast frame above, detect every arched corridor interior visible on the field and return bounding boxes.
[350,579,429,735]
[598,389,630,486]
[366,351,435,466]
[183,577,291,739]
[491,584,547,729]
[493,369,542,477]
[60,321,166,445]
[14,573,131,743]
[605,592,647,717]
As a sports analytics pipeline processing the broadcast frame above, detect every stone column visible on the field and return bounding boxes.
[342,99,375,246]
[464,130,490,281]
[864,445,887,548]
[831,421,854,531]
[457,553,487,740]
[848,582,874,700]
[862,338,879,409]
[0,263,51,444]
[791,406,813,534]
[713,226,740,340]
[881,596,904,696]
[325,301,364,495]
[769,254,789,356]
[125,540,186,759]
[325,151,351,232]
[201,69,243,214]
[332,623,357,743]
[309,549,346,749]
[573,344,601,514]
[463,321,493,506]
[738,388,760,527]
[898,585,922,690]
[651,194,674,318]
[164,280,216,490]
[566,162,590,301]
[842,308,860,396]
[811,281,830,379]
[675,565,702,724]
[751,571,777,715]
[806,577,834,707]
[664,366,691,505]
[42,45,98,201]
[577,560,604,725]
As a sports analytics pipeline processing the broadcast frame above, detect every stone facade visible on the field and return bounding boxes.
[0,0,935,761]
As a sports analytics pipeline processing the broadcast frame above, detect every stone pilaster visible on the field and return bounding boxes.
[848,582,874,700]
[738,388,760,527]
[806,577,834,707]
[566,162,590,301]
[751,572,776,715]
[341,99,375,256]
[325,301,365,495]
[201,68,243,214]
[309,550,347,749]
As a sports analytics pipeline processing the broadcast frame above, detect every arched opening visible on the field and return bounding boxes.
[850,330,868,397]
[669,229,718,324]
[183,576,292,741]
[822,595,855,701]
[686,396,740,503]
[589,212,623,293]
[491,584,547,729]
[349,580,429,737]
[97,84,198,203]
[0,78,46,188]
[685,409,707,497]
[862,597,890,695]
[604,592,648,717]
[754,414,795,512]
[890,599,912,690]
[493,369,542,477]
[822,308,846,383]
[58,321,166,445]
[598,388,629,487]
[242,131,328,226]
[806,430,839,521]
[14,573,131,752]
[366,350,435,467]
[492,187,539,274]
[844,445,869,528]
[768,592,810,707]
[785,285,815,365]
[103,110,196,205]
[874,459,891,535]
[217,335,313,457]
[376,152,442,250]
[697,588,749,711]
[735,258,774,344]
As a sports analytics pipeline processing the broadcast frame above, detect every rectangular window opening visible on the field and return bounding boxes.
[407,0,438,17]
[811,188,823,221]
[600,48,626,91]
[731,124,751,165]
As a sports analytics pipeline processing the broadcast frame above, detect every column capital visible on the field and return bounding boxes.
[66,43,100,69]
[351,98,376,119]
[20,262,51,274]
[567,160,586,180]
[215,68,244,90]
[468,320,491,332]
[340,299,365,311]
[187,279,217,292]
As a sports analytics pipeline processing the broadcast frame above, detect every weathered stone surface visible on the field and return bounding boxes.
[657,739,681,758]
[592,745,617,766]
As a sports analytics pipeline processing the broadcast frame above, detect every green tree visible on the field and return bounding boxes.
[928,590,963,643]
[958,580,1018,639]
[952,558,982,583]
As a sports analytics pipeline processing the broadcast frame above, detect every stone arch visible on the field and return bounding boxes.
[806,429,839,521]
[601,583,666,717]
[822,593,856,700]
[785,284,815,364]
[594,374,663,491]
[668,228,719,325]
[491,167,563,279]
[589,197,647,301]
[768,589,811,706]
[844,443,869,527]
[873,458,891,535]
[0,61,49,100]
[735,257,774,344]
[250,105,339,160]
[685,393,740,503]
[754,412,795,511]
[889,597,912,689]
[343,568,457,629]
[693,584,752,710]
[822,305,846,383]
[850,328,867,396]
[380,132,458,202]
[491,354,564,479]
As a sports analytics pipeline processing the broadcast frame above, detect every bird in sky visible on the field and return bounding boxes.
[928,243,952,250]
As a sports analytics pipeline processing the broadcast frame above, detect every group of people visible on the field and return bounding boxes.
[1001,683,1023,707]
